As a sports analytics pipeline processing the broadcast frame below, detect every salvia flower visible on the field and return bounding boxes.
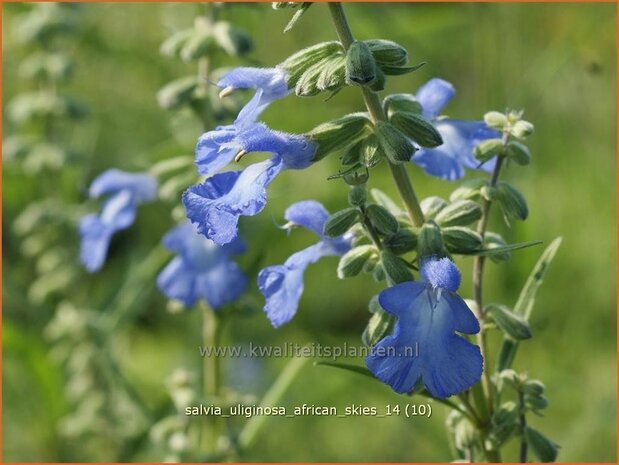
[157,222,247,309]
[184,125,316,246]
[218,67,290,124]
[365,257,483,398]
[412,78,498,181]
[79,169,157,272]
[258,200,352,328]
[197,67,290,176]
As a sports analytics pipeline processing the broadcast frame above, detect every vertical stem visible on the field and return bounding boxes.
[518,389,529,463]
[327,2,425,228]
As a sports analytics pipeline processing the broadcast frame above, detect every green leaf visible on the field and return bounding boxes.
[496,238,562,371]
[283,2,313,33]
[526,427,560,462]
[485,304,532,340]
[459,240,542,257]
[314,361,376,380]
[379,61,426,75]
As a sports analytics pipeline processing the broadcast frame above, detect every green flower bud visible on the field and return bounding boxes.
[180,29,214,62]
[488,401,519,447]
[474,138,504,162]
[365,39,408,67]
[524,379,546,397]
[417,220,444,257]
[506,140,532,165]
[279,41,343,88]
[337,245,376,278]
[323,207,360,237]
[365,204,399,235]
[485,304,532,340]
[525,394,549,411]
[308,113,371,161]
[362,308,396,347]
[484,111,508,130]
[442,226,483,253]
[434,200,482,227]
[374,121,415,164]
[420,196,448,219]
[345,40,377,85]
[512,120,535,139]
[495,181,529,222]
[212,21,253,57]
[498,369,521,389]
[348,185,367,207]
[449,178,488,202]
[526,427,559,462]
[372,263,386,282]
[380,250,414,285]
[367,67,386,92]
[390,111,443,148]
[383,228,418,254]
[383,93,423,118]
[316,55,347,93]
[360,134,384,168]
[485,232,511,263]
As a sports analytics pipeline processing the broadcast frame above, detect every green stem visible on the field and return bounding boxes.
[327,2,425,228]
[518,389,528,463]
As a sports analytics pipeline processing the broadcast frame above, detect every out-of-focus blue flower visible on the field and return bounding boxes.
[257,200,351,328]
[184,126,316,246]
[196,68,291,177]
[412,78,498,181]
[218,67,290,124]
[366,257,482,398]
[157,222,247,309]
[79,169,157,272]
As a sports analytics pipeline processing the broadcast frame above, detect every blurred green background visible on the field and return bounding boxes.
[2,2,616,462]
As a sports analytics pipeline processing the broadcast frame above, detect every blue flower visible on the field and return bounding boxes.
[411,78,498,181]
[79,169,157,272]
[196,68,291,177]
[183,125,316,246]
[365,257,483,398]
[218,67,290,125]
[258,200,351,328]
[157,222,248,309]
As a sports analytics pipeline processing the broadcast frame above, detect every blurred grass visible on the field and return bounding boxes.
[2,2,616,462]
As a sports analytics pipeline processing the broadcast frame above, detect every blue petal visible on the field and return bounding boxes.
[89,169,157,202]
[258,242,342,328]
[439,119,498,172]
[218,68,290,124]
[157,256,198,307]
[79,214,113,273]
[196,259,248,309]
[284,200,330,237]
[415,78,455,120]
[411,146,465,181]
[183,158,284,245]
[366,282,482,398]
[420,257,461,292]
[195,125,238,175]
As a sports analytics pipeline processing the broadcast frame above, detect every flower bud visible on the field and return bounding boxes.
[384,228,418,254]
[524,379,546,397]
[442,226,483,253]
[374,121,415,164]
[213,21,253,57]
[362,308,396,347]
[485,304,532,340]
[474,138,504,162]
[157,76,199,110]
[449,178,488,202]
[383,93,423,118]
[506,140,532,165]
[484,111,508,130]
[360,134,383,168]
[323,207,360,237]
[380,250,414,285]
[525,394,549,411]
[420,196,448,219]
[365,39,408,67]
[390,111,443,148]
[280,41,343,88]
[495,181,528,222]
[365,204,399,235]
[417,220,444,257]
[434,200,482,227]
[337,245,376,278]
[345,40,377,85]
[308,113,371,161]
[348,185,367,207]
[512,120,534,139]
